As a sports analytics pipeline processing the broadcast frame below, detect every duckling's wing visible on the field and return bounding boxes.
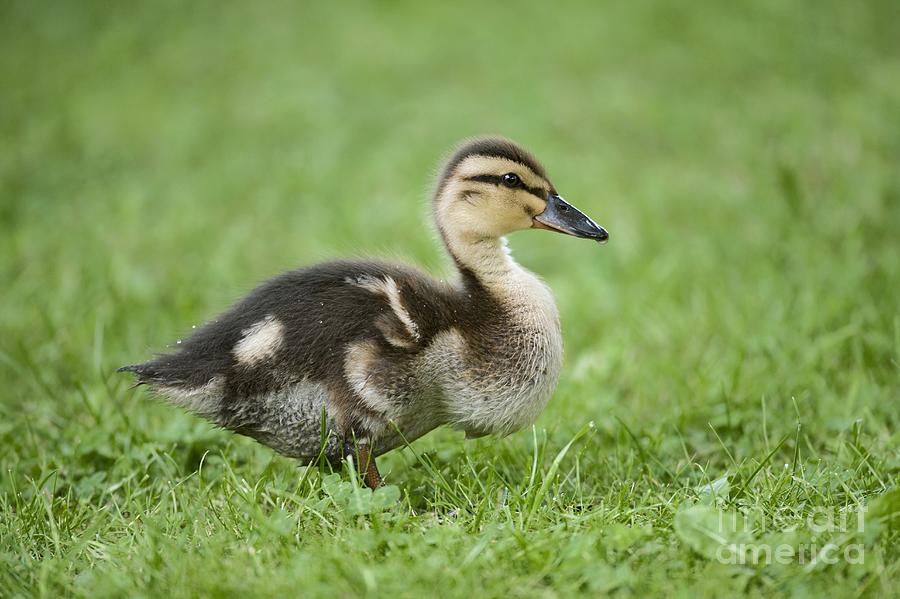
[341,269,454,350]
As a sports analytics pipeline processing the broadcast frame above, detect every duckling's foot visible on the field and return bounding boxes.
[344,441,383,489]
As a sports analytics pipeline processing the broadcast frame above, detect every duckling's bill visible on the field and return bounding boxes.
[532,194,609,244]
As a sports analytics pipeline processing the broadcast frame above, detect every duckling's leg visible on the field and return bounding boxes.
[360,446,383,489]
[344,441,382,489]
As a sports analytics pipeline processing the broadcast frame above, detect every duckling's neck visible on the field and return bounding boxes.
[442,230,541,300]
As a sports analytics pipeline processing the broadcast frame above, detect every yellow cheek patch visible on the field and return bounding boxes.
[522,195,548,217]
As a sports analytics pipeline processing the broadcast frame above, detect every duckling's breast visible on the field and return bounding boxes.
[423,276,563,438]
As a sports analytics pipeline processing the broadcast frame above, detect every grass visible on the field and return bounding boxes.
[1,0,899,596]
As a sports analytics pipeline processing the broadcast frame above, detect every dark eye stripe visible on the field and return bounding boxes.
[464,174,548,201]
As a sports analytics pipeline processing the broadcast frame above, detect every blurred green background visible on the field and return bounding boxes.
[2,1,898,597]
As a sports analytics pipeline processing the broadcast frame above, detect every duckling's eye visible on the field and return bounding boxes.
[501,173,521,188]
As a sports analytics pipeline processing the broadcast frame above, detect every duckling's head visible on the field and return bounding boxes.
[434,136,608,244]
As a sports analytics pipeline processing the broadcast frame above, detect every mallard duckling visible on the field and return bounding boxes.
[120,136,608,488]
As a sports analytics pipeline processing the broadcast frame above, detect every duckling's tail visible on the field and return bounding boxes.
[117,360,180,385]
[116,363,152,386]
[116,358,225,417]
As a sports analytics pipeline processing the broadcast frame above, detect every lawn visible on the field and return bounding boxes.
[1,1,898,597]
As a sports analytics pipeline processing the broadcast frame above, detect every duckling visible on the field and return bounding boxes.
[119,136,608,488]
